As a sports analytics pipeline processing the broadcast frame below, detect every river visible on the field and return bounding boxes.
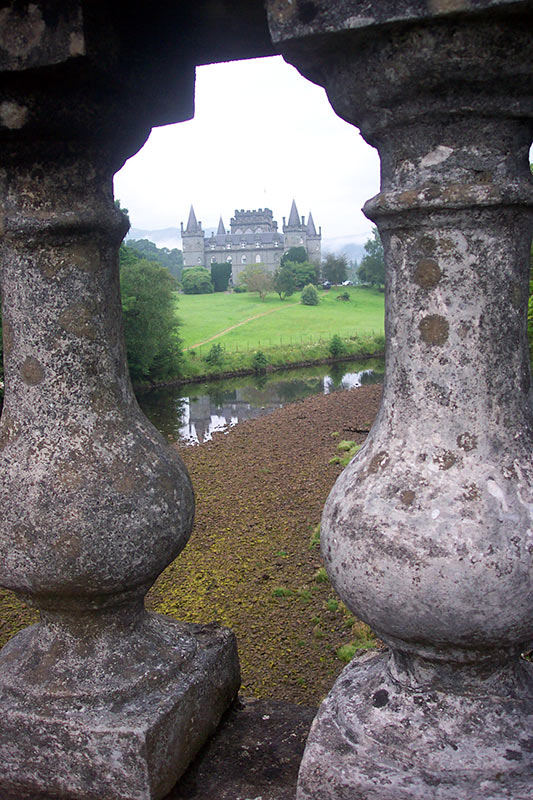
[137,358,384,445]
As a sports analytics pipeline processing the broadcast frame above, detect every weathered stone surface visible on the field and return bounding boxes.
[0,621,239,800]
[168,697,316,800]
[298,650,533,800]
[266,2,533,798]
[0,145,241,794]
[0,3,280,793]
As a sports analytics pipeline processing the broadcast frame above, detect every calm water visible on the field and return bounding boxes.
[138,358,385,445]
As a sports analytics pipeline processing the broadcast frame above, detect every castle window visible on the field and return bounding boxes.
[241,255,247,264]
[274,241,278,247]
[241,242,245,248]
[226,256,232,263]
[226,243,231,249]
[255,254,261,263]
[211,257,216,263]
[299,237,304,244]
[210,244,215,249]
[256,242,260,248]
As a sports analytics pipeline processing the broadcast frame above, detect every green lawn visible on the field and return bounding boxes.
[176,286,384,353]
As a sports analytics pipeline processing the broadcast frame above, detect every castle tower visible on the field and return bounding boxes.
[282,200,321,262]
[181,205,205,267]
[306,211,322,264]
[283,199,306,251]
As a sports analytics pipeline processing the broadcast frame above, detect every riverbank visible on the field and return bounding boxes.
[134,332,385,391]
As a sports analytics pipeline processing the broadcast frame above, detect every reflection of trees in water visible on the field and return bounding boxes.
[138,389,187,441]
[206,385,236,407]
[253,374,268,391]
[275,378,323,402]
[138,358,385,444]
[327,363,346,389]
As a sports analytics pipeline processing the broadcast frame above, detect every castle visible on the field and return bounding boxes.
[181,200,321,283]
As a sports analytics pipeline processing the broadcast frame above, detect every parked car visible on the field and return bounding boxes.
[342,280,354,286]
[322,281,332,289]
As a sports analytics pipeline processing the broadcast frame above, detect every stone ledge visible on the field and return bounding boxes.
[166,697,316,800]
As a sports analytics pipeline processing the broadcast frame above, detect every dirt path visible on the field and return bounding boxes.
[187,305,290,350]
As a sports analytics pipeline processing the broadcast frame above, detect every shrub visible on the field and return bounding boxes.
[182,266,214,294]
[205,343,224,366]
[251,350,268,374]
[301,283,319,306]
[233,285,247,293]
[337,291,350,302]
[329,334,347,359]
[210,262,232,292]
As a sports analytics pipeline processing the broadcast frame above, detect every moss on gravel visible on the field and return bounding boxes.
[0,385,382,706]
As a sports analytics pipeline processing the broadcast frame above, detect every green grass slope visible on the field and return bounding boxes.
[177,286,384,352]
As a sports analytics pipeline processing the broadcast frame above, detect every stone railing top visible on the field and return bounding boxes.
[267,0,529,43]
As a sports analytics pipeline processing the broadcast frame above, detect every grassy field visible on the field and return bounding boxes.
[176,286,384,353]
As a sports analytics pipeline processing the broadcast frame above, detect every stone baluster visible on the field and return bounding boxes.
[0,29,239,800]
[266,3,533,798]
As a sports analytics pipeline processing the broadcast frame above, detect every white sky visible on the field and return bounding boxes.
[114,55,380,246]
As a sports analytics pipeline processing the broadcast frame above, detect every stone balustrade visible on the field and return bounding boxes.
[266,2,533,798]
[0,1,532,798]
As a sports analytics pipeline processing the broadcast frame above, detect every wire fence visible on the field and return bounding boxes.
[187,331,380,358]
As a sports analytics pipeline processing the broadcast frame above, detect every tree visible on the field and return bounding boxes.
[322,253,348,285]
[238,264,273,301]
[210,262,232,292]
[119,246,183,382]
[127,238,183,280]
[301,283,319,306]
[282,260,319,289]
[273,263,295,300]
[281,246,308,266]
[358,228,385,287]
[182,266,214,294]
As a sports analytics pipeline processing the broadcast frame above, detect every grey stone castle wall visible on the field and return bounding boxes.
[181,204,321,282]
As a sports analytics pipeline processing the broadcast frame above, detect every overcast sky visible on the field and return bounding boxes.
[114,55,380,247]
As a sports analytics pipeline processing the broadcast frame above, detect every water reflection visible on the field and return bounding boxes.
[138,359,384,445]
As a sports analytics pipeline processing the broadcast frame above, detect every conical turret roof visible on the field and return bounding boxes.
[306,211,317,236]
[288,199,300,227]
[217,216,226,235]
[186,205,199,233]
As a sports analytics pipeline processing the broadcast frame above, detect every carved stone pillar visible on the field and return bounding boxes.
[266,3,533,798]
[0,7,239,799]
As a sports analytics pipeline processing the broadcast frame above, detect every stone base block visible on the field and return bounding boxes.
[0,618,240,800]
[297,650,533,800]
